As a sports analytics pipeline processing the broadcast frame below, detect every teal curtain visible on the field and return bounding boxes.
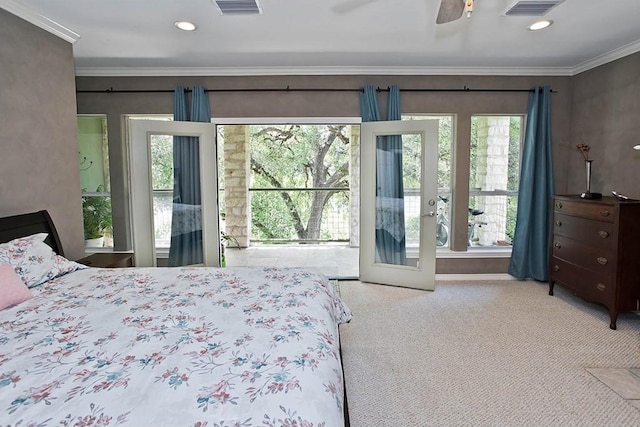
[508,86,554,280]
[360,86,381,122]
[169,86,211,266]
[360,85,407,265]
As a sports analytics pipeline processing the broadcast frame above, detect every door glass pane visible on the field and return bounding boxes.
[403,115,452,248]
[150,133,203,266]
[375,133,421,267]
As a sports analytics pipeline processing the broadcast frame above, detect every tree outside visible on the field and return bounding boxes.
[249,124,351,243]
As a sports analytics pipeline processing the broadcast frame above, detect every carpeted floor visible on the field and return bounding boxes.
[338,279,640,426]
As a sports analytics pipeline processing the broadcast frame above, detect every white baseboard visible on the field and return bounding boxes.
[435,273,524,281]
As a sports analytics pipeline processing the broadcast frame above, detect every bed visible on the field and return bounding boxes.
[0,210,352,426]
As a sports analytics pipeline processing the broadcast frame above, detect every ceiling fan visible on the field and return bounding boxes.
[437,0,474,24]
[332,0,475,22]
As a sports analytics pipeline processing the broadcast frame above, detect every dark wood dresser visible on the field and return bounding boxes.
[549,195,640,329]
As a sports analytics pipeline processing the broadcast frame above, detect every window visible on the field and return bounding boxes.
[78,115,113,249]
[468,115,523,248]
[402,115,453,248]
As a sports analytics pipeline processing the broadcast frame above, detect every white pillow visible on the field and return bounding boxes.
[0,233,86,288]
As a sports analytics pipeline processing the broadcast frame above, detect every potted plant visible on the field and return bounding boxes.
[82,185,113,247]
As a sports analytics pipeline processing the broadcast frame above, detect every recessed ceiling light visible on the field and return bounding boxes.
[634,144,640,151]
[528,20,553,31]
[174,21,197,31]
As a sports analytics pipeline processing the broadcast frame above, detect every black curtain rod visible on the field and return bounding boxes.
[77,85,555,94]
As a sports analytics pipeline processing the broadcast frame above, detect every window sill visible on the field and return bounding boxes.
[442,247,512,258]
[405,247,512,259]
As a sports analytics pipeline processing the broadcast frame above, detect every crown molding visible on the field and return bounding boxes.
[75,65,575,77]
[0,0,80,43]
[4,0,636,78]
[571,39,640,75]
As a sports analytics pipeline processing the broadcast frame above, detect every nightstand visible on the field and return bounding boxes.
[78,252,135,268]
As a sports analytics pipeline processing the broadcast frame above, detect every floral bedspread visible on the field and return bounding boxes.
[0,267,351,426]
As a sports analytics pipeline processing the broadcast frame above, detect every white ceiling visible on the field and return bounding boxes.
[4,0,640,76]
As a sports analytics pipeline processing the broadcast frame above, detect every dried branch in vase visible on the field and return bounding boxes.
[576,143,590,161]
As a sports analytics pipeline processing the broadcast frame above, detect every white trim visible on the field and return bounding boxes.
[571,39,640,75]
[0,0,80,43]
[436,273,521,281]
[213,117,362,125]
[436,248,512,258]
[74,65,575,77]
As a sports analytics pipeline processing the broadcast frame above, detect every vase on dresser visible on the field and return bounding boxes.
[580,160,601,199]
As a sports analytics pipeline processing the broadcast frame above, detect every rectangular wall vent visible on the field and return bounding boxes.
[504,0,565,16]
[214,0,263,15]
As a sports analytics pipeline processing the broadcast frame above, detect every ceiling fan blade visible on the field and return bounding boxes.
[436,0,465,24]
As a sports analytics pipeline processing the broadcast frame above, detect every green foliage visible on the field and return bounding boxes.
[150,135,174,190]
[401,116,452,191]
[82,185,112,239]
[249,124,350,241]
[251,190,297,239]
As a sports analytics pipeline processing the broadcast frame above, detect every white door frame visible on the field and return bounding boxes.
[359,120,439,290]
[128,119,220,267]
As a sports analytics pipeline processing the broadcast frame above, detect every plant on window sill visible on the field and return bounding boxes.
[82,185,113,242]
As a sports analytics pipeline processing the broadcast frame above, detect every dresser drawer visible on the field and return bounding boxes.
[553,213,615,250]
[550,257,615,305]
[551,235,615,276]
[554,199,615,223]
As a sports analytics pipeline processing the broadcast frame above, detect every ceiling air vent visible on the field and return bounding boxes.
[214,0,263,15]
[504,0,565,16]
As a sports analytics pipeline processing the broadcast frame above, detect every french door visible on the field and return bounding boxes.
[128,119,220,267]
[360,120,439,290]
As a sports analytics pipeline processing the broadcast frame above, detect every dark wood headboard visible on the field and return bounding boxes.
[0,210,64,256]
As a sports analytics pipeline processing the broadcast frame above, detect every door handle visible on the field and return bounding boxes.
[422,211,436,217]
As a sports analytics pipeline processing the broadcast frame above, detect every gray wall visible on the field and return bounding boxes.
[0,9,84,260]
[76,75,573,273]
[570,53,640,198]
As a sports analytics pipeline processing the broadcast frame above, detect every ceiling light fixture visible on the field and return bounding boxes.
[528,20,553,31]
[634,144,640,151]
[174,21,197,31]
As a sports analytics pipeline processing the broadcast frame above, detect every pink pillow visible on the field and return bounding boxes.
[0,263,33,310]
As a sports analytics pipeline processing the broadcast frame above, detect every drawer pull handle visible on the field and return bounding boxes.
[553,265,560,272]
[597,257,608,265]
[598,230,609,238]
[556,202,563,209]
[554,242,561,249]
[596,283,606,291]
[599,209,610,217]
[555,220,562,227]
